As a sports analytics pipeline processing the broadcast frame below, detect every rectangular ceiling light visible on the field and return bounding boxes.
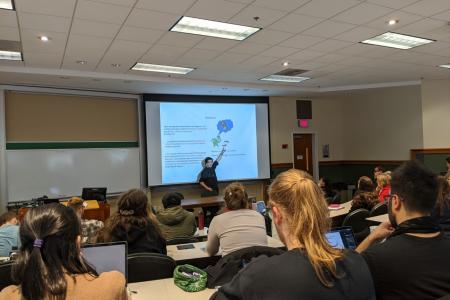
[259,75,310,83]
[0,0,14,10]
[131,63,194,74]
[361,32,434,49]
[438,64,450,69]
[0,50,22,61]
[170,16,260,41]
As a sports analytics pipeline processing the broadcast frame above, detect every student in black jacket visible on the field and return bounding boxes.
[97,189,166,254]
[211,169,375,300]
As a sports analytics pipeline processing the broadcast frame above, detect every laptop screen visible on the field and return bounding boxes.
[325,227,357,250]
[81,242,127,281]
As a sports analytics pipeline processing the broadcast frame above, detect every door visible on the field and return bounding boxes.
[293,134,313,176]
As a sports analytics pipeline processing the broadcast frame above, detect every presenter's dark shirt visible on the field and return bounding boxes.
[361,233,450,300]
[211,249,375,300]
[200,161,219,191]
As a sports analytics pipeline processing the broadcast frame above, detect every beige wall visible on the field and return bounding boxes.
[270,85,423,163]
[421,79,450,148]
[269,96,344,163]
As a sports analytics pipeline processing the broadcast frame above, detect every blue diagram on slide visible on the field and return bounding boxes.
[211,119,233,147]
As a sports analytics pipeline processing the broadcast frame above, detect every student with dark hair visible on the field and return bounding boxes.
[206,182,267,256]
[67,197,104,244]
[97,189,166,255]
[0,211,20,257]
[156,192,197,239]
[350,176,379,212]
[357,160,450,300]
[211,170,375,300]
[318,177,338,203]
[0,204,128,300]
[373,165,384,181]
[432,174,450,235]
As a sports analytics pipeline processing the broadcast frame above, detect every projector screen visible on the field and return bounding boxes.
[145,98,270,186]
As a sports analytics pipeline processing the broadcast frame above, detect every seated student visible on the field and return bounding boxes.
[356,160,450,300]
[0,203,128,300]
[0,212,20,257]
[67,197,104,244]
[350,176,379,213]
[206,182,267,257]
[211,170,375,300]
[97,189,166,255]
[432,174,450,235]
[156,192,196,239]
[376,172,391,202]
[318,177,339,204]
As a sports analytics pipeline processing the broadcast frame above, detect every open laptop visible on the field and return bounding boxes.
[325,227,357,250]
[81,241,128,282]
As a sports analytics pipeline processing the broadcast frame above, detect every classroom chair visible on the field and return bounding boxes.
[0,261,14,290]
[369,203,388,217]
[127,253,176,283]
[342,209,370,244]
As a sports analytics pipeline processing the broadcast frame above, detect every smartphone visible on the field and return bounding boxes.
[176,244,195,250]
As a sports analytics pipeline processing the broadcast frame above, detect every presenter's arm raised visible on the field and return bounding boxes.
[216,147,226,162]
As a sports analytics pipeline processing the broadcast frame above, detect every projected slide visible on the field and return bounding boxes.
[160,102,258,184]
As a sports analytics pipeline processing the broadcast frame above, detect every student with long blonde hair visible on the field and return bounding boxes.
[211,169,375,300]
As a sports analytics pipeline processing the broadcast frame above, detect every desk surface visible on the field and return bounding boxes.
[329,201,352,218]
[167,236,284,261]
[366,213,388,223]
[128,278,215,300]
[181,196,224,209]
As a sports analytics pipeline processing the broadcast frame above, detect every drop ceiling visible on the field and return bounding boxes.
[0,0,449,95]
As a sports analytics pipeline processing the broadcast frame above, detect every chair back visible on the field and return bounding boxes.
[436,294,450,300]
[369,203,388,217]
[166,236,198,246]
[127,253,176,283]
[0,261,14,290]
[342,209,370,243]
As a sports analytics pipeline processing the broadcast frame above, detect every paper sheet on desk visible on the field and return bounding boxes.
[328,205,344,211]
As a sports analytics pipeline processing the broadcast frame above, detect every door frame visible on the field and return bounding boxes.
[291,132,319,181]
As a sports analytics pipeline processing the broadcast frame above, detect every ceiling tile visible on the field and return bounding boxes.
[64,34,112,62]
[180,48,222,60]
[269,13,324,33]
[279,34,324,49]
[213,52,252,64]
[15,0,76,18]
[368,0,420,9]
[125,9,180,30]
[97,40,151,71]
[302,20,356,38]
[294,0,360,18]
[89,0,135,6]
[431,9,450,21]
[397,18,447,35]
[157,32,204,48]
[411,41,450,55]
[71,19,121,38]
[18,12,71,33]
[259,45,300,58]
[0,26,20,41]
[401,0,450,17]
[287,49,327,61]
[334,26,383,42]
[116,26,165,43]
[229,5,287,27]
[314,54,349,64]
[143,44,191,61]
[335,43,378,55]
[0,9,18,27]
[246,29,293,45]
[308,39,352,52]
[186,0,247,22]
[364,11,423,30]
[75,0,132,24]
[20,29,67,54]
[23,52,64,68]
[136,0,196,14]
[194,38,239,51]
[0,60,24,67]
[332,3,393,25]
[241,55,279,67]
[252,0,310,12]
[62,58,98,71]
[229,41,271,54]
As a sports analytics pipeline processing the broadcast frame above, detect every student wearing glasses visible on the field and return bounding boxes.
[357,160,450,300]
[211,169,375,300]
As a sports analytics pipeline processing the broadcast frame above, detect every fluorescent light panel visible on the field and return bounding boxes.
[0,0,13,10]
[438,64,450,69]
[361,32,434,49]
[170,16,260,41]
[0,50,22,61]
[132,63,194,74]
[260,75,310,83]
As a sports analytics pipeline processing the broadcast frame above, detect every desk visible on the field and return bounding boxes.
[329,201,352,218]
[128,278,215,300]
[366,214,388,223]
[181,196,224,209]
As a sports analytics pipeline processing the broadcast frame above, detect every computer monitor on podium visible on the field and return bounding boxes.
[82,187,107,202]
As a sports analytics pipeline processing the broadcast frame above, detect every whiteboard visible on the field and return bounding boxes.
[6,148,141,202]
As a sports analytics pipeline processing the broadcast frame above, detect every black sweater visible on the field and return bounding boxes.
[211,249,375,300]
